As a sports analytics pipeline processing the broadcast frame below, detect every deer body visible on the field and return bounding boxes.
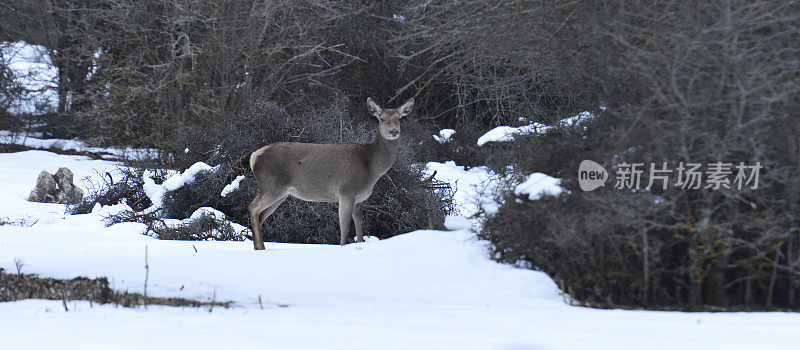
[248,98,413,250]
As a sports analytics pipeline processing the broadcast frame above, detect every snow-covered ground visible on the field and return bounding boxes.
[1,150,799,350]
[425,161,508,219]
[424,162,563,229]
[0,131,157,160]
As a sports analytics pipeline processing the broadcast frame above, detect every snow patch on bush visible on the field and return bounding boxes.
[188,206,249,236]
[477,111,598,146]
[432,129,456,144]
[559,111,595,126]
[142,162,216,209]
[220,175,245,197]
[425,162,564,229]
[477,124,548,146]
[514,173,563,200]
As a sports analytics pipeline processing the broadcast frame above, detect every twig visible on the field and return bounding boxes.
[209,289,216,313]
[14,258,24,275]
[144,245,149,308]
[62,292,69,312]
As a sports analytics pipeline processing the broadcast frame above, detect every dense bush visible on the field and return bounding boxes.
[482,1,800,310]
[485,175,800,310]
[2,0,592,148]
[0,111,22,131]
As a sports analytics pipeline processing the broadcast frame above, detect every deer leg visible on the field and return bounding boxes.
[352,202,365,242]
[254,195,287,247]
[249,192,284,250]
[259,195,287,224]
[338,197,355,246]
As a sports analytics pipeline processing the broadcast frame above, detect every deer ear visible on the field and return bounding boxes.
[367,98,382,117]
[397,98,414,117]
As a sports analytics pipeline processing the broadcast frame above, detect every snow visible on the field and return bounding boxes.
[443,215,473,231]
[142,162,216,208]
[0,150,121,221]
[220,175,245,197]
[0,131,159,160]
[1,150,799,349]
[423,162,563,225]
[514,173,564,200]
[559,111,595,125]
[164,162,214,191]
[1,41,58,114]
[169,207,249,237]
[432,128,456,144]
[477,124,548,146]
[1,299,798,350]
[424,161,507,220]
[476,111,598,146]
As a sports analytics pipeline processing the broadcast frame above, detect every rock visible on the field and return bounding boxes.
[54,167,74,187]
[56,186,83,204]
[28,167,84,204]
[28,171,57,203]
[53,167,83,204]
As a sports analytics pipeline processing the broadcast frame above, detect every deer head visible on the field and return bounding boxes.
[367,97,414,141]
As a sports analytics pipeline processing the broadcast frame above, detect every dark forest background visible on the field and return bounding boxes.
[1,0,798,310]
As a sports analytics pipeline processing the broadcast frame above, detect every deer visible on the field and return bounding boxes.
[248,97,414,250]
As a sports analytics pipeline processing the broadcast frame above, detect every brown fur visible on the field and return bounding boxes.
[248,98,414,249]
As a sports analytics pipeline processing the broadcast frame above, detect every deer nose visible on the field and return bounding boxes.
[390,130,399,137]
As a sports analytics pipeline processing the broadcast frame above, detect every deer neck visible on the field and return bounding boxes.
[366,130,399,178]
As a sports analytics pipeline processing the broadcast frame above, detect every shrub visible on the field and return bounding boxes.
[69,167,165,214]
[480,1,800,311]
[0,111,22,131]
[161,167,255,231]
[0,268,229,308]
[105,210,244,241]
